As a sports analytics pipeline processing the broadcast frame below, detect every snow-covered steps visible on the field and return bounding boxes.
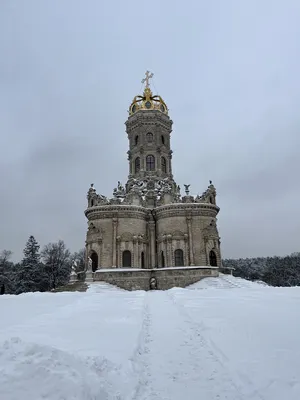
[188,273,267,290]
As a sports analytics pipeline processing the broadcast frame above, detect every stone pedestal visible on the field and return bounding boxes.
[85,270,94,282]
[69,271,78,284]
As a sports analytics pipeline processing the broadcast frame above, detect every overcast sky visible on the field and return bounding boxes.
[1,0,300,261]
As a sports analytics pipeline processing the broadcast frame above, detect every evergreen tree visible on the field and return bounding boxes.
[0,250,15,294]
[16,236,44,294]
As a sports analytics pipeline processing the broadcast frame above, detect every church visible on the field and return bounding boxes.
[84,72,222,275]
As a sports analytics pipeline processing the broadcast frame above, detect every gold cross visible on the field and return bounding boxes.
[141,70,154,88]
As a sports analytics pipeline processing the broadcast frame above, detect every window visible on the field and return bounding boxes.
[161,135,165,145]
[122,250,132,268]
[91,199,94,207]
[135,157,140,173]
[174,249,184,266]
[161,157,167,173]
[209,250,217,266]
[146,132,153,142]
[146,155,155,171]
[135,135,139,146]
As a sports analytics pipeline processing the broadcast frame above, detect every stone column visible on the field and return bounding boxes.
[116,236,121,268]
[112,218,118,268]
[137,236,141,268]
[186,216,195,266]
[171,239,175,267]
[184,234,189,266]
[133,235,138,267]
[168,150,173,177]
[98,239,103,269]
[167,234,172,266]
[149,221,156,268]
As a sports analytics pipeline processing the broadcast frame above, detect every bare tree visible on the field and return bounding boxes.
[41,240,71,290]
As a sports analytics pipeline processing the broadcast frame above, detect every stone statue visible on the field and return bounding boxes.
[88,257,92,271]
[184,184,190,195]
[72,260,77,272]
[150,277,157,290]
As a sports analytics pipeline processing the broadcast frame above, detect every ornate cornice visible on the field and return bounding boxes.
[156,203,219,219]
[85,205,148,221]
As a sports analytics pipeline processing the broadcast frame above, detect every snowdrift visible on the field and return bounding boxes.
[0,337,112,400]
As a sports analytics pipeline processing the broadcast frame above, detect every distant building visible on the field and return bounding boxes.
[85,72,222,272]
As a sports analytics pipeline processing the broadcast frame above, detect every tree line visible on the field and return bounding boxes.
[222,252,300,287]
[1,236,300,294]
[0,235,85,295]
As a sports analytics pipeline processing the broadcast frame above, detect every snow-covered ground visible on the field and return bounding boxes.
[1,275,300,400]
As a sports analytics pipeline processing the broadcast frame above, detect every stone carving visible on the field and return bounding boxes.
[126,176,179,204]
[194,182,216,204]
[87,184,111,206]
[113,181,126,199]
[150,277,157,290]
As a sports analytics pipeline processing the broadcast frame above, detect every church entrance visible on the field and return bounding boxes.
[209,250,217,266]
[90,252,98,272]
[122,250,132,268]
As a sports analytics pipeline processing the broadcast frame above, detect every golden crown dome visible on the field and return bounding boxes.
[129,71,168,116]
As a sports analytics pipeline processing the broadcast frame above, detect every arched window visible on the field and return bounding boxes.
[209,250,217,266]
[90,252,98,272]
[161,135,165,145]
[174,249,184,266]
[122,250,132,268]
[141,252,145,269]
[161,157,167,173]
[135,135,139,146]
[146,155,155,171]
[91,199,94,207]
[161,251,165,268]
[146,132,153,142]
[135,157,140,173]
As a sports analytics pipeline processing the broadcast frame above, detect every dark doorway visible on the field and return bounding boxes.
[174,249,184,266]
[141,252,145,269]
[90,252,98,272]
[122,250,132,268]
[209,250,217,266]
[161,251,165,268]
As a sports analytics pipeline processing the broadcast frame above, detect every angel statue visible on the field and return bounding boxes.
[184,184,190,195]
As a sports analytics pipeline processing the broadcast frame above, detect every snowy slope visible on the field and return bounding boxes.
[1,277,300,400]
[189,273,268,289]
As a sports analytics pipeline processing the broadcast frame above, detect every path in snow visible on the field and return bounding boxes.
[131,291,245,400]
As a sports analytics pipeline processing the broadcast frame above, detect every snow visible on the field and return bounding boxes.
[1,275,300,399]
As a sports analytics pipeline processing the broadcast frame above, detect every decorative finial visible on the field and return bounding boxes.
[209,180,212,185]
[184,184,190,196]
[141,70,154,88]
[91,183,94,188]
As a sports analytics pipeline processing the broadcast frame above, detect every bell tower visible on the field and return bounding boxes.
[126,71,174,182]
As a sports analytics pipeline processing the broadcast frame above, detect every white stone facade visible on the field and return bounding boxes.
[84,84,222,274]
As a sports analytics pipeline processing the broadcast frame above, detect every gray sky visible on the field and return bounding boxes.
[1,0,300,261]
